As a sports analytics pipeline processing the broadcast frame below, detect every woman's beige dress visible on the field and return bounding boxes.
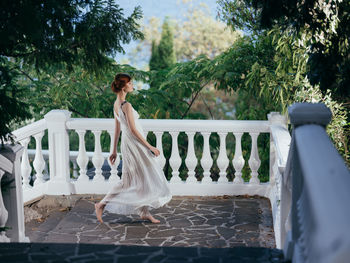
[100,101,172,217]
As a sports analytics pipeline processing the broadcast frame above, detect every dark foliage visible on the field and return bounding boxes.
[0,0,144,144]
[241,0,350,100]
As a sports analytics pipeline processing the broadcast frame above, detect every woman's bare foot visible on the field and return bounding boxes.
[95,203,105,223]
[141,214,160,224]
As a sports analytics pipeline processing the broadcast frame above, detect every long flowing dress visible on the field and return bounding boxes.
[100,100,172,217]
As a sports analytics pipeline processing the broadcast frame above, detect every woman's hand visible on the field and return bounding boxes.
[109,152,117,165]
[149,146,160,157]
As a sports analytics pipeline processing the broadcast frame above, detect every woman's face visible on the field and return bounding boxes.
[123,79,134,93]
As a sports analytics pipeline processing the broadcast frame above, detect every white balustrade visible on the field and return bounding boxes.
[169,131,182,183]
[232,132,244,184]
[185,131,198,183]
[92,130,105,181]
[200,132,213,183]
[33,131,45,186]
[9,108,297,252]
[217,132,229,183]
[11,110,282,204]
[76,130,89,181]
[248,132,261,184]
[19,137,32,189]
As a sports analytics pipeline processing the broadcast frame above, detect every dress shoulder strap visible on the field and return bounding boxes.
[120,100,128,116]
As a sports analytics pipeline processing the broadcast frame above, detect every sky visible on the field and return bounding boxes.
[114,0,220,64]
[117,0,218,19]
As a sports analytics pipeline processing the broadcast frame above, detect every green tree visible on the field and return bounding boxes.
[149,40,161,71]
[152,19,176,70]
[217,0,349,164]
[0,0,143,145]
[221,0,350,101]
[148,19,176,89]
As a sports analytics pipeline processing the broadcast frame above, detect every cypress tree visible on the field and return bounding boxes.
[149,19,176,71]
[157,20,176,69]
[149,40,160,71]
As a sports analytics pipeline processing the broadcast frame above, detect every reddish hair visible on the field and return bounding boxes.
[111,73,131,93]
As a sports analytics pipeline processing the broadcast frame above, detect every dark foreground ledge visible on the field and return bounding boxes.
[0,242,287,263]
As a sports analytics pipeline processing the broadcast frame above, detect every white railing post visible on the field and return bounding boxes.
[76,130,89,181]
[19,137,32,190]
[233,132,244,184]
[217,132,229,183]
[0,155,12,242]
[33,131,45,185]
[248,132,261,184]
[200,132,213,183]
[92,130,105,181]
[107,130,120,181]
[185,131,198,183]
[268,112,290,250]
[0,144,29,242]
[169,131,182,183]
[44,110,74,195]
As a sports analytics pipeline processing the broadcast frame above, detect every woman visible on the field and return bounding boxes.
[94,73,172,223]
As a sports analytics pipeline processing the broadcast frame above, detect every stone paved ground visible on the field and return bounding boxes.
[25,195,276,248]
[2,195,289,262]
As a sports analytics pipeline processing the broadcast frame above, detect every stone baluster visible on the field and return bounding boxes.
[107,130,120,181]
[200,132,213,183]
[217,132,229,183]
[185,131,198,183]
[76,130,89,181]
[0,169,10,242]
[33,131,45,186]
[232,132,244,184]
[154,131,166,170]
[169,131,182,183]
[92,130,105,181]
[19,137,32,189]
[248,132,261,184]
[1,144,29,242]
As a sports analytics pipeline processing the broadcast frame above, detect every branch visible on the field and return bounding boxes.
[1,50,38,58]
[17,69,35,82]
[181,80,211,119]
[8,65,35,82]
[200,93,214,119]
[68,106,88,118]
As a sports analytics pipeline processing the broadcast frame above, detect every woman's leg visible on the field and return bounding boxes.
[95,202,105,223]
[95,182,123,223]
[139,206,160,223]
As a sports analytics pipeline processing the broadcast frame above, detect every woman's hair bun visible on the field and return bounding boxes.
[111,73,132,93]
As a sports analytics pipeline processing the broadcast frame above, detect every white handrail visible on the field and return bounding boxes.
[11,119,47,142]
[66,118,270,133]
[283,103,350,263]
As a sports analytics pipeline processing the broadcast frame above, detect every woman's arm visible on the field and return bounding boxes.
[122,103,153,149]
[112,118,121,153]
[112,103,121,153]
